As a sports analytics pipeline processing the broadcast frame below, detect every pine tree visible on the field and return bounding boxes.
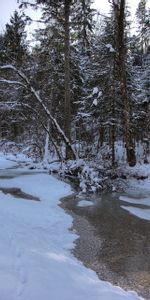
[19,0,94,159]
[0,11,28,140]
[3,10,27,66]
[136,0,150,54]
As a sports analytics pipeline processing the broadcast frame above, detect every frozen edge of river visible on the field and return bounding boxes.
[0,153,145,300]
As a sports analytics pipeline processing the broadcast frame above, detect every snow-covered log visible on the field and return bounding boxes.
[0,64,78,160]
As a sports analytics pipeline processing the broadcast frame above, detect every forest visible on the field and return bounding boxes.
[0,0,149,192]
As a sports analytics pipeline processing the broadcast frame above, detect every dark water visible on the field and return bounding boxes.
[1,165,150,298]
[62,191,150,299]
[0,167,43,200]
[0,187,40,201]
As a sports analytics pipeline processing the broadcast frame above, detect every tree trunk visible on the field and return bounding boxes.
[0,64,79,160]
[43,120,50,165]
[111,69,116,168]
[114,0,136,166]
[64,0,72,159]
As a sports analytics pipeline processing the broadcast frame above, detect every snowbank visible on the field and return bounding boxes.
[0,152,18,169]
[119,162,150,221]
[119,194,150,221]
[0,154,143,299]
[121,205,150,221]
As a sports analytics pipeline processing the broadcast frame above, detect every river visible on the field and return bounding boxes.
[0,165,149,299]
[61,189,150,299]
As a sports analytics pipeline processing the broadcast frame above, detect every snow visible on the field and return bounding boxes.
[5,152,32,163]
[127,162,150,193]
[98,91,102,97]
[92,87,99,95]
[0,78,25,87]
[119,195,150,206]
[119,162,150,221]
[121,206,150,221]
[0,153,18,169]
[93,99,98,106]
[106,43,115,53]
[127,163,150,179]
[0,154,143,300]
[78,200,94,207]
[0,64,78,160]
[132,177,150,193]
[120,195,150,221]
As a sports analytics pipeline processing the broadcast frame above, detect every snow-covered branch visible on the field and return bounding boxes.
[0,64,78,160]
[0,78,26,87]
[22,103,64,162]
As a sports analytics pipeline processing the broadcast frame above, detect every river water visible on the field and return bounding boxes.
[61,190,150,300]
[0,166,149,299]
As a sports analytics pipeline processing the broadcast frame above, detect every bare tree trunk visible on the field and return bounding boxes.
[43,120,50,165]
[111,65,116,168]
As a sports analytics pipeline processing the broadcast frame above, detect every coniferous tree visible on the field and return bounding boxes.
[0,11,28,140]
[136,0,150,54]
[3,10,27,66]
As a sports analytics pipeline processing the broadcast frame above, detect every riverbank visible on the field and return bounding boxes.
[61,192,150,300]
[0,153,143,300]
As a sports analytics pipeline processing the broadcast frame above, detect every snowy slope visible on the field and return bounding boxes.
[0,152,18,169]
[0,155,143,300]
[120,163,150,221]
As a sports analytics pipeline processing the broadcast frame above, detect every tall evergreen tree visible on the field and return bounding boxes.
[19,0,94,158]
[3,10,27,66]
[0,11,28,140]
[136,0,150,54]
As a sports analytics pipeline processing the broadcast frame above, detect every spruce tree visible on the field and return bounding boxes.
[3,10,27,66]
[0,11,28,140]
[136,0,150,54]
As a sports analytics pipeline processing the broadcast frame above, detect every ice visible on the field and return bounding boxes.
[119,195,150,207]
[78,200,94,207]
[0,154,143,300]
[121,206,150,221]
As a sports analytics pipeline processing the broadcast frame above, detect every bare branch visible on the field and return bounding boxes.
[0,78,26,88]
[0,64,78,160]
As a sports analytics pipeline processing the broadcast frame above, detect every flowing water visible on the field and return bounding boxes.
[0,165,149,299]
[61,190,150,299]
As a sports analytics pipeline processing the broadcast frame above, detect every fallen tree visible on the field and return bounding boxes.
[0,64,79,160]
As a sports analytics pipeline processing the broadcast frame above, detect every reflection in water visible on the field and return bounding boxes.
[0,168,45,201]
[0,187,40,201]
[62,192,150,299]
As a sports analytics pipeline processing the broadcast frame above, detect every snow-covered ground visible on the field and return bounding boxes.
[119,195,150,221]
[121,205,150,221]
[0,154,144,300]
[0,153,18,169]
[119,163,150,221]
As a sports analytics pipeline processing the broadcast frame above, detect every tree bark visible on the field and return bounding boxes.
[64,0,72,159]
[114,0,136,166]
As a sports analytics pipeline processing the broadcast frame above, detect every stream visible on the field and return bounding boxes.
[61,189,150,299]
[0,165,149,299]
